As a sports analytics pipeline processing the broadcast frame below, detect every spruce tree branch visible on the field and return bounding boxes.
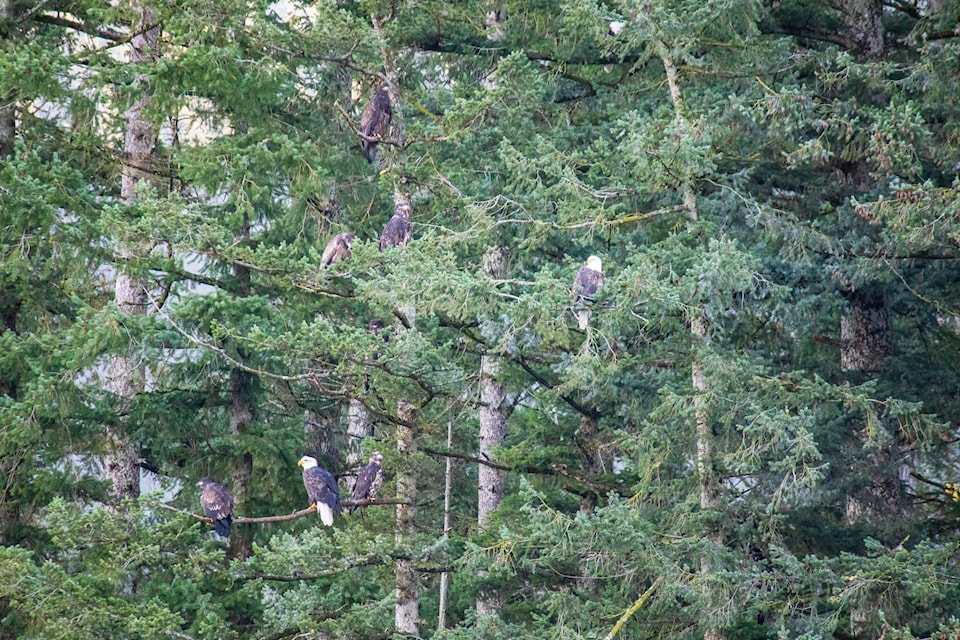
[249,559,453,586]
[32,13,125,41]
[882,256,960,317]
[882,0,921,20]
[146,291,316,383]
[910,471,948,492]
[516,354,601,420]
[420,446,620,495]
[925,29,960,41]
[603,578,661,640]
[195,248,287,275]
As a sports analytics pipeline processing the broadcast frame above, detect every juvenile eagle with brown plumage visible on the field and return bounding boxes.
[198,477,234,539]
[379,200,412,251]
[360,85,392,163]
[320,232,355,268]
[348,452,384,515]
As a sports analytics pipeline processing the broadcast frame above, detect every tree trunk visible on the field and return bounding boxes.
[306,407,342,470]
[659,45,726,640]
[369,16,419,633]
[829,0,884,60]
[438,420,453,630]
[105,5,159,502]
[0,88,13,159]
[228,215,255,560]
[0,1,17,160]
[346,399,373,467]
[841,290,892,373]
[476,355,507,526]
[395,399,419,636]
[229,368,254,559]
[475,356,507,614]
[477,247,508,616]
[574,414,602,594]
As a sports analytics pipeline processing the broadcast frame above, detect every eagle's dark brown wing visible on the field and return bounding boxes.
[572,266,603,302]
[199,478,234,538]
[303,466,341,525]
[360,85,392,163]
[321,232,355,268]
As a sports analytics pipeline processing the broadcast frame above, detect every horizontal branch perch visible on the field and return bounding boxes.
[249,560,454,583]
[158,498,409,525]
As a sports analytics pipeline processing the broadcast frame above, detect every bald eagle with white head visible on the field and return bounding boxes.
[298,455,341,526]
[572,255,603,330]
[348,452,384,515]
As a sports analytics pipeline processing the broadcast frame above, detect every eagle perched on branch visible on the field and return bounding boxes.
[379,199,412,251]
[298,455,341,526]
[320,232,355,268]
[198,477,234,539]
[349,452,384,515]
[572,255,603,330]
[360,84,392,163]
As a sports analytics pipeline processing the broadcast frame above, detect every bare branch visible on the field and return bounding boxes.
[158,498,410,525]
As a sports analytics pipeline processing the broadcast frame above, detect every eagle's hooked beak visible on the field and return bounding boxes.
[297,460,304,468]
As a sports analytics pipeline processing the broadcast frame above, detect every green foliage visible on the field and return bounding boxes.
[4,0,960,638]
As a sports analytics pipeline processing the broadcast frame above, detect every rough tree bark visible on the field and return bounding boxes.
[0,0,16,160]
[438,421,453,629]
[227,214,255,560]
[476,248,509,616]
[305,407,342,469]
[345,399,373,466]
[841,289,892,373]
[828,0,884,60]
[229,367,254,559]
[368,13,420,633]
[104,4,159,502]
[658,42,725,640]
[395,399,419,636]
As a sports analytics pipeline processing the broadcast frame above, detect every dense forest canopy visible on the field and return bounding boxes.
[2,0,960,638]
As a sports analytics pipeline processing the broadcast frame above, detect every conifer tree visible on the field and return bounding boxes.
[3,1,960,639]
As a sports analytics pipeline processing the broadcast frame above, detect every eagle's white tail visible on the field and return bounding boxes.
[317,502,335,526]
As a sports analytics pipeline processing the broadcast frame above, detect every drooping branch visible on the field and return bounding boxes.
[516,354,601,420]
[420,446,622,496]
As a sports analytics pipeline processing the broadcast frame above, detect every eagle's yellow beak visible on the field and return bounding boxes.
[297,459,304,468]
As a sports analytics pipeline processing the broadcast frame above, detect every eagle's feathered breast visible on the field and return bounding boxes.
[360,85,392,163]
[379,201,412,251]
